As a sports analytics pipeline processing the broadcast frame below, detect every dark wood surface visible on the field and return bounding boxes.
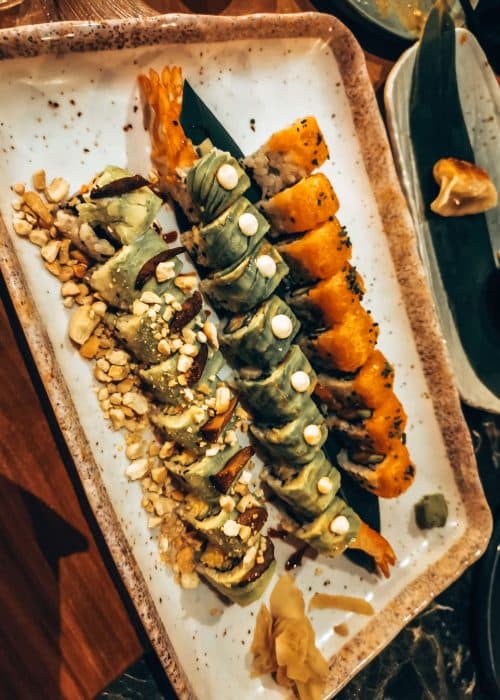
[0,1,392,698]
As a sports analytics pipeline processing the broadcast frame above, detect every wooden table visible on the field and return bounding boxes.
[0,2,391,697]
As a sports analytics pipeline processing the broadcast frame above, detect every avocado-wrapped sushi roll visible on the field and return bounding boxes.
[187,149,251,223]
[261,173,339,235]
[251,399,327,466]
[195,536,275,606]
[236,345,316,423]
[314,350,395,419]
[297,498,361,557]
[201,240,288,313]
[220,295,299,370]
[277,217,352,286]
[262,451,340,520]
[287,265,365,329]
[181,495,267,558]
[78,165,162,244]
[243,116,329,198]
[90,227,181,309]
[183,197,269,270]
[142,348,224,405]
[300,307,379,374]
[166,443,243,503]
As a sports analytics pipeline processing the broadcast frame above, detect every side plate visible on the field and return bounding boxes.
[385,27,500,414]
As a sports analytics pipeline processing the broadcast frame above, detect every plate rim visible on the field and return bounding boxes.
[0,12,492,698]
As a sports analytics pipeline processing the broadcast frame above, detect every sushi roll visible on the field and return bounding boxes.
[89,228,182,309]
[195,536,276,606]
[243,116,329,198]
[300,307,379,374]
[201,239,288,313]
[236,345,316,423]
[166,443,243,503]
[287,265,365,329]
[261,173,339,235]
[327,393,407,457]
[261,451,340,520]
[181,496,267,558]
[220,295,300,370]
[187,149,251,223]
[183,197,269,270]
[337,440,415,499]
[314,350,395,419]
[277,217,352,286]
[250,399,328,466]
[297,498,361,557]
[77,165,163,244]
[141,348,224,405]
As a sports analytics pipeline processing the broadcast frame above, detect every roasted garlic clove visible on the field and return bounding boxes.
[431,157,498,217]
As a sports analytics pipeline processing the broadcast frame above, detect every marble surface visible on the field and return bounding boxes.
[99,407,499,699]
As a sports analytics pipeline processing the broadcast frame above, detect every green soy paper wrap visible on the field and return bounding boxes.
[187,150,251,223]
[78,166,162,244]
[201,240,288,314]
[262,451,340,520]
[220,295,299,370]
[250,398,327,466]
[184,197,268,269]
[297,497,361,557]
[236,345,316,423]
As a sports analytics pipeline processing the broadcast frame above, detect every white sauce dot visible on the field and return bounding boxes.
[317,477,333,495]
[329,515,350,535]
[303,423,322,445]
[271,314,293,339]
[238,212,259,236]
[256,254,277,278]
[291,370,310,393]
[216,163,239,190]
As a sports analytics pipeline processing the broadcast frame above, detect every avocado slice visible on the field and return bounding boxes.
[297,498,361,557]
[166,443,240,503]
[262,451,340,519]
[78,165,162,244]
[236,344,316,423]
[201,240,288,314]
[250,398,327,466]
[90,228,177,309]
[196,536,275,606]
[220,295,300,370]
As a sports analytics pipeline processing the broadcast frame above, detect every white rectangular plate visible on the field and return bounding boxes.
[0,13,491,699]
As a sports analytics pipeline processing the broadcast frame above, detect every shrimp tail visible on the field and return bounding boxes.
[138,66,198,206]
[349,522,396,578]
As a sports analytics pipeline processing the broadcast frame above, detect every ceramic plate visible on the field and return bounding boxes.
[0,13,491,699]
[385,27,500,414]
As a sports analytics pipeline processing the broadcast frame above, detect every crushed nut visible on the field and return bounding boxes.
[69,305,100,345]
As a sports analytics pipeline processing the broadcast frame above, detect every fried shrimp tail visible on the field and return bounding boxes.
[139,66,197,206]
[349,522,396,578]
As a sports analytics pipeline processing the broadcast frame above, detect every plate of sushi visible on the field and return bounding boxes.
[0,11,491,700]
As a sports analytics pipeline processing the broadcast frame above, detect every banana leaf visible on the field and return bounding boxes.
[409,1,500,396]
